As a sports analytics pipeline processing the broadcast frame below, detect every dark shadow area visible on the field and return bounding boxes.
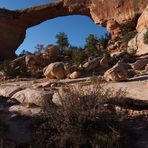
[129,75,148,82]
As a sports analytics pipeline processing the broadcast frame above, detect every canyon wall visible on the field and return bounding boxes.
[0,0,148,59]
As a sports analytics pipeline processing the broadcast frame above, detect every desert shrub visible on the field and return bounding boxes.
[143,29,148,44]
[0,60,26,77]
[121,31,137,46]
[0,60,14,76]
[97,33,111,54]
[33,82,135,148]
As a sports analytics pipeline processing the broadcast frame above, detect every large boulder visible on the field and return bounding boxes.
[44,62,66,79]
[83,57,100,72]
[104,61,128,82]
[0,85,24,98]
[12,88,53,106]
[69,71,81,79]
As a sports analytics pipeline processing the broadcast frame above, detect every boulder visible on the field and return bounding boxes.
[43,45,60,62]
[9,105,42,116]
[0,85,24,98]
[83,57,100,72]
[52,87,67,106]
[132,59,148,70]
[44,62,66,79]
[52,92,62,106]
[12,88,53,106]
[104,61,128,82]
[69,71,81,79]
[64,64,78,75]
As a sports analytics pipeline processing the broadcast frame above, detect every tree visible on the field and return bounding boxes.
[85,34,98,57]
[34,44,45,55]
[70,46,87,65]
[97,33,111,58]
[19,50,31,57]
[56,32,69,53]
[97,33,111,50]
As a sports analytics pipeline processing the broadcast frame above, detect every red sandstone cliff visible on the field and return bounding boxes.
[0,0,148,59]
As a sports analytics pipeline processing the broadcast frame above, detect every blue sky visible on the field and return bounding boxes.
[0,0,107,54]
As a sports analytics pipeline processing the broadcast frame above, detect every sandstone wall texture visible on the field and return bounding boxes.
[136,5,148,32]
[0,0,148,59]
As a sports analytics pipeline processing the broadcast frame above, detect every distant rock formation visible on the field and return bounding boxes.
[0,0,148,59]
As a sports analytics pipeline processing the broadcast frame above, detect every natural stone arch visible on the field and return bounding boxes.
[17,15,108,55]
[0,0,148,60]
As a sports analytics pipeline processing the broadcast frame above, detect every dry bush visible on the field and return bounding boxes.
[144,29,148,44]
[33,82,135,148]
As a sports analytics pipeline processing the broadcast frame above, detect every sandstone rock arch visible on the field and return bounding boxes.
[0,0,148,60]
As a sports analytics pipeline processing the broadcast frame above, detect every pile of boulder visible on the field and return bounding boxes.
[43,56,109,80]
[9,45,60,78]
[8,46,148,82]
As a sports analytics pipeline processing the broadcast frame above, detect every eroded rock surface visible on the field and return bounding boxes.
[1,0,148,59]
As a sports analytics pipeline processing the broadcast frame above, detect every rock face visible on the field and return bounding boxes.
[44,62,66,79]
[132,59,148,70]
[136,5,148,33]
[128,6,148,56]
[128,29,148,56]
[1,0,148,59]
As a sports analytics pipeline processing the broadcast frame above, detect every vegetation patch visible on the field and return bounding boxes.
[33,82,136,148]
[143,29,148,44]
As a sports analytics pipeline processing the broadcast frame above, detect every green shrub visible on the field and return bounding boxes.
[0,60,13,76]
[121,31,137,46]
[0,60,23,77]
[144,29,148,44]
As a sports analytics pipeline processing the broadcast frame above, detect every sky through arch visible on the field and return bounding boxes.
[0,0,108,54]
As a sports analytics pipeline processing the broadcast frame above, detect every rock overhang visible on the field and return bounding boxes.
[0,0,148,60]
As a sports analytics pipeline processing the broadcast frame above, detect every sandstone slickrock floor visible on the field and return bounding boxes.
[0,76,148,147]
